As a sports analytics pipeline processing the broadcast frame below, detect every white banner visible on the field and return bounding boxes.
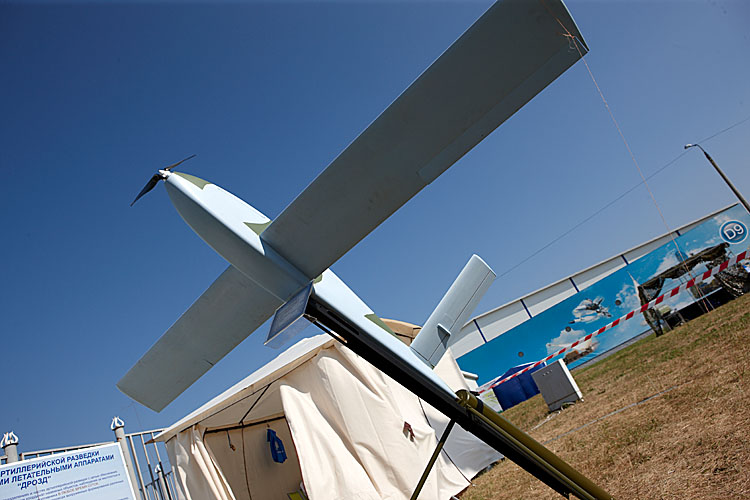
[0,443,136,500]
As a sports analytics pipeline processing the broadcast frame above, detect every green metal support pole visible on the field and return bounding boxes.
[455,390,613,500]
[410,420,456,500]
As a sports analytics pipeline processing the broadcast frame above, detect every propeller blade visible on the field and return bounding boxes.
[164,154,196,171]
[130,155,196,207]
[130,174,162,207]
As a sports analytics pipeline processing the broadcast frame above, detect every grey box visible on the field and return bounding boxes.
[531,359,583,411]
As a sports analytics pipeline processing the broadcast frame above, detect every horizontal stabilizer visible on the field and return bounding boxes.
[260,0,587,279]
[411,255,495,366]
[117,266,282,411]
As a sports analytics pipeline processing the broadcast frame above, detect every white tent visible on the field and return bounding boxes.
[156,334,500,500]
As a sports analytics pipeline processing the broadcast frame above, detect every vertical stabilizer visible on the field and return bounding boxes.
[411,255,495,367]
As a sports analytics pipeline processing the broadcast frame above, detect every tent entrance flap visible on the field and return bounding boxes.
[204,417,305,500]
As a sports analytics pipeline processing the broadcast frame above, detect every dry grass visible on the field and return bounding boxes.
[460,293,750,500]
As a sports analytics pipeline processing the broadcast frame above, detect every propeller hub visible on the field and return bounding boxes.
[130,155,195,206]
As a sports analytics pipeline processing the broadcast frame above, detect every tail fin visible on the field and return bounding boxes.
[411,255,495,367]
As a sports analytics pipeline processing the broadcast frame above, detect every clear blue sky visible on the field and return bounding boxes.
[2,0,748,453]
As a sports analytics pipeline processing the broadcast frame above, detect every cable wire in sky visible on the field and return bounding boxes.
[496,114,750,280]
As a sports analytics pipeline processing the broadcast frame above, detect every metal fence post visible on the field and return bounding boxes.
[154,463,171,500]
[150,433,172,500]
[126,434,148,500]
[140,433,162,500]
[111,417,141,496]
[1,432,19,463]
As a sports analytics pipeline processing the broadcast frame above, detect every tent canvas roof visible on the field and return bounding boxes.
[155,335,334,443]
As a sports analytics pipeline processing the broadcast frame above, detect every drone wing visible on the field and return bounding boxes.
[118,266,282,411]
[261,0,587,279]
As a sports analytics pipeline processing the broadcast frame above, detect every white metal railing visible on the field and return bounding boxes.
[125,428,178,500]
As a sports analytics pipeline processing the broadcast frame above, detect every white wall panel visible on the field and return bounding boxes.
[451,324,486,358]
[475,301,529,342]
[524,280,577,316]
[624,234,673,263]
[572,257,626,291]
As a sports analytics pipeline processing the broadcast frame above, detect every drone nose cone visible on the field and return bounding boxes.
[165,172,268,229]
[163,170,271,254]
[163,171,216,227]
[162,171,306,299]
[166,171,212,194]
[164,171,219,217]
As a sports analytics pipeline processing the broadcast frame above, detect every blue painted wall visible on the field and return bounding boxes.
[459,205,750,385]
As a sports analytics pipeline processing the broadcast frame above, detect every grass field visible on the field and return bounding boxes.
[460,293,750,500]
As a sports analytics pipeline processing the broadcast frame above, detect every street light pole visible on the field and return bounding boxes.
[685,143,750,213]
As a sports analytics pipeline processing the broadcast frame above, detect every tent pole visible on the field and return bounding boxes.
[410,420,456,500]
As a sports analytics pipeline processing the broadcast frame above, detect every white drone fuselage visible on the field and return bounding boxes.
[163,170,456,396]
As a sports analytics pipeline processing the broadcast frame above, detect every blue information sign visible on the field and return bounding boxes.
[720,220,747,244]
[0,443,136,500]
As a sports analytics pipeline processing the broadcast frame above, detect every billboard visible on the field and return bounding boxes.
[0,443,136,500]
[457,204,750,385]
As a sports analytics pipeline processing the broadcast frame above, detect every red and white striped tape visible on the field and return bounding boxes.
[478,249,748,394]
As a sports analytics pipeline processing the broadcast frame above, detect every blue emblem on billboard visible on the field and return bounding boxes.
[720,220,747,244]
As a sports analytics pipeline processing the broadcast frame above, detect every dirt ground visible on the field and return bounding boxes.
[459,293,750,500]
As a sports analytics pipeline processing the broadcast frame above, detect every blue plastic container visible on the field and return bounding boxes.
[492,362,546,410]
